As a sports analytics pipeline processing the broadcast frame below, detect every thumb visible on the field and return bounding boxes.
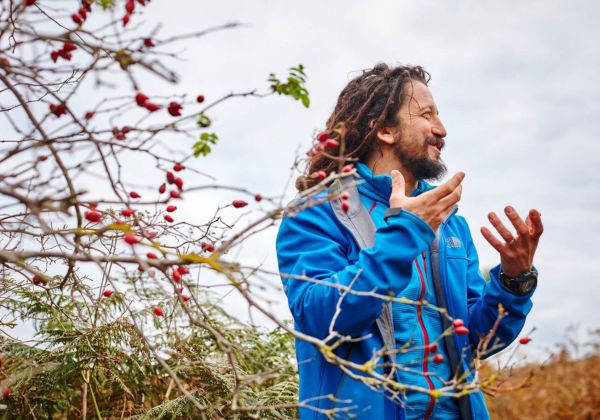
[390,170,407,207]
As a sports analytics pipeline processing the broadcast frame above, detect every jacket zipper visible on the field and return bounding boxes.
[415,252,436,419]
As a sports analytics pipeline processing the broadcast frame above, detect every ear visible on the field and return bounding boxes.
[376,125,396,146]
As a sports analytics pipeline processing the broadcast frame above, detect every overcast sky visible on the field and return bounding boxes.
[4,0,593,362]
[130,0,600,360]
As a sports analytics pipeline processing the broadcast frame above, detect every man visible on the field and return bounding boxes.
[276,63,543,419]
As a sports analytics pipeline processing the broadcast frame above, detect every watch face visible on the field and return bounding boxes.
[501,272,537,295]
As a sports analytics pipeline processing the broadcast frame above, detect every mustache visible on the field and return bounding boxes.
[426,136,445,150]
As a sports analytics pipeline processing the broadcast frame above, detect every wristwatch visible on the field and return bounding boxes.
[499,269,538,296]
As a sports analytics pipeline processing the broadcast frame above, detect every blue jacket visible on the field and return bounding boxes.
[276,163,536,419]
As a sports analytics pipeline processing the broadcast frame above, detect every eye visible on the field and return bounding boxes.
[421,111,432,119]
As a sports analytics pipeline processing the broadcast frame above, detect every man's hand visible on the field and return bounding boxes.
[480,206,544,277]
[389,170,465,231]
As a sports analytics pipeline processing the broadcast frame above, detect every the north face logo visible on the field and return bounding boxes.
[445,236,462,248]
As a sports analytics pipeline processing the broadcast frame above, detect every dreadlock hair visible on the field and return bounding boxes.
[295,63,431,192]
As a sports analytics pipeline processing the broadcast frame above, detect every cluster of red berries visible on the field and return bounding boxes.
[135,92,160,113]
[307,132,340,157]
[112,125,133,141]
[49,103,67,117]
[50,42,77,62]
[452,318,469,336]
[72,1,91,25]
[122,0,149,27]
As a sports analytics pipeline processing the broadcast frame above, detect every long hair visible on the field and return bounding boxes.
[296,63,431,192]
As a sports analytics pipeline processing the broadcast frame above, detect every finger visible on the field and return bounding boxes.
[390,170,406,197]
[427,172,465,201]
[527,209,544,239]
[488,212,515,243]
[504,206,529,237]
[480,226,503,252]
[437,184,462,213]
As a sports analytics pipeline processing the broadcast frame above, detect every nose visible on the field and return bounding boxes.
[432,115,447,138]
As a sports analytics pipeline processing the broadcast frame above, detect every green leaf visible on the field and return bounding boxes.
[193,132,219,157]
[268,64,310,108]
[196,113,212,128]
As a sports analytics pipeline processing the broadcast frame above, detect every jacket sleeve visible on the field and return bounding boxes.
[461,219,535,356]
[276,202,435,340]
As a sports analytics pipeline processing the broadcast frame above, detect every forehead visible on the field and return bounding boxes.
[401,80,437,112]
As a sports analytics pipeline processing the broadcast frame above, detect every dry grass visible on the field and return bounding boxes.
[484,342,600,420]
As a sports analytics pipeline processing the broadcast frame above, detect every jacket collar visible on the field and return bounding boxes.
[355,162,433,204]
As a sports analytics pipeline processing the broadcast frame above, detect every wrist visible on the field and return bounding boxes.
[499,267,538,296]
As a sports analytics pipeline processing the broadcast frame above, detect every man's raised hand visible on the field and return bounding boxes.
[389,170,465,231]
[481,206,544,277]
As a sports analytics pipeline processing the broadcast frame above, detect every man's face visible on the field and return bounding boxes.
[393,80,448,181]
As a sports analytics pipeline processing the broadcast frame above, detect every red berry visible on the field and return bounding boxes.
[143,38,154,48]
[342,164,354,173]
[169,190,181,199]
[232,200,248,208]
[1,386,11,400]
[125,0,135,14]
[102,290,114,297]
[84,111,94,120]
[144,102,160,112]
[89,203,98,210]
[203,243,215,252]
[176,266,189,275]
[37,155,48,162]
[307,149,317,158]
[166,171,175,184]
[454,326,470,335]
[120,208,134,217]
[63,42,77,52]
[84,210,102,223]
[171,270,181,282]
[173,163,185,172]
[166,205,177,212]
[25,0,37,6]
[519,337,532,345]
[428,343,438,353]
[196,95,205,103]
[325,139,339,149]
[340,191,350,200]
[50,51,59,62]
[180,294,191,302]
[317,132,329,142]
[152,306,164,317]
[158,183,166,194]
[32,275,47,286]
[123,233,139,245]
[115,131,126,141]
[254,194,262,202]
[164,214,174,223]
[135,93,148,106]
[312,170,327,180]
[167,101,182,117]
[432,353,444,364]
[452,319,464,328]
[71,13,83,25]
[145,230,157,238]
[122,13,130,26]
[78,6,87,19]
[146,252,158,259]
[174,177,183,190]
[129,191,141,199]
[315,143,325,153]
[176,287,184,294]
[83,1,92,12]
[341,200,350,213]
[121,125,132,134]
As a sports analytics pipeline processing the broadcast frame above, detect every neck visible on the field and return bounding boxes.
[364,154,417,196]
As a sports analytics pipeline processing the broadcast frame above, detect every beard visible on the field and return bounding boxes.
[393,135,447,181]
